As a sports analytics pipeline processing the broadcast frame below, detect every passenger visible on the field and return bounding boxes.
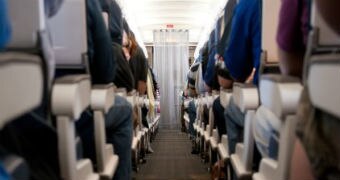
[212,0,237,139]
[0,0,11,50]
[126,30,148,95]
[252,0,309,160]
[84,0,133,179]
[203,30,219,92]
[186,62,200,140]
[222,0,261,155]
[113,28,135,92]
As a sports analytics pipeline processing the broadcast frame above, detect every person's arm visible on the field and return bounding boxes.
[316,0,340,36]
[277,0,305,77]
[0,0,11,49]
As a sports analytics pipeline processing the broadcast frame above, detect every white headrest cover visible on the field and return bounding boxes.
[308,55,340,118]
[49,0,87,65]
[0,52,43,128]
[8,0,46,48]
[233,83,259,113]
[91,84,114,114]
[262,0,280,62]
[260,74,303,118]
[311,3,340,46]
[52,75,91,120]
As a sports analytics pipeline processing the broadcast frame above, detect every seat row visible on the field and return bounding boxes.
[184,0,340,179]
[0,0,160,179]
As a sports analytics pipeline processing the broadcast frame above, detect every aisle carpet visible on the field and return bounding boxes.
[133,129,210,180]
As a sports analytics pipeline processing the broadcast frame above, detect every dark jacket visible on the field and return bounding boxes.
[87,0,116,84]
[113,43,135,92]
[98,0,123,44]
[129,47,148,88]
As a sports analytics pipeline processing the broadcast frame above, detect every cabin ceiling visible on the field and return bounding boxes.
[117,0,226,43]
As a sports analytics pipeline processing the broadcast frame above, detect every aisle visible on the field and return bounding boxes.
[133,129,210,180]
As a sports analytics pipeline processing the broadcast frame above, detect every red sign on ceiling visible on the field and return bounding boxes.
[166,24,174,28]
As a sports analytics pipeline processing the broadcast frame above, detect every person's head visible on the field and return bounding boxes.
[316,0,340,35]
[127,31,138,56]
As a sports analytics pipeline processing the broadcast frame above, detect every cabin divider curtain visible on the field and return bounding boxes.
[153,29,189,129]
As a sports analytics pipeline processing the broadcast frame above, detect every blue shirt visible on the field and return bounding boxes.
[204,30,218,88]
[0,0,11,50]
[223,0,261,85]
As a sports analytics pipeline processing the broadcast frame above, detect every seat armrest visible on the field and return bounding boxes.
[91,83,114,114]
[258,158,277,180]
[260,74,302,119]
[233,83,259,113]
[52,75,91,120]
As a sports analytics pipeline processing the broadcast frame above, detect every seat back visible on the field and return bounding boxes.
[261,0,280,63]
[310,3,340,48]
[307,54,340,119]
[0,53,43,126]
[49,0,88,68]
[7,0,46,49]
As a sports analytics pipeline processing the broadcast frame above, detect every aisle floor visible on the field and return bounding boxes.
[133,130,210,180]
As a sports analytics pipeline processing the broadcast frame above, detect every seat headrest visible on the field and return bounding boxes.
[311,3,340,46]
[261,0,281,63]
[232,83,259,113]
[8,0,46,48]
[260,74,303,119]
[0,52,43,128]
[308,54,340,118]
[49,0,88,66]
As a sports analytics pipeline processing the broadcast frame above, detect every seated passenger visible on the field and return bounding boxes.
[80,1,133,179]
[221,0,261,155]
[253,0,309,160]
[114,28,135,92]
[212,0,237,139]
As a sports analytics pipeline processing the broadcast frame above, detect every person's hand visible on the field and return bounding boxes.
[245,68,256,84]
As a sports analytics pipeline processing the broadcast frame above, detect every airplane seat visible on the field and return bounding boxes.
[0,1,65,179]
[309,2,340,50]
[48,0,101,179]
[0,52,44,179]
[216,89,232,163]
[252,75,302,180]
[125,91,141,168]
[229,83,259,179]
[91,84,119,179]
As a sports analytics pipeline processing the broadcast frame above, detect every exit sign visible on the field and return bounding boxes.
[166,24,174,28]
